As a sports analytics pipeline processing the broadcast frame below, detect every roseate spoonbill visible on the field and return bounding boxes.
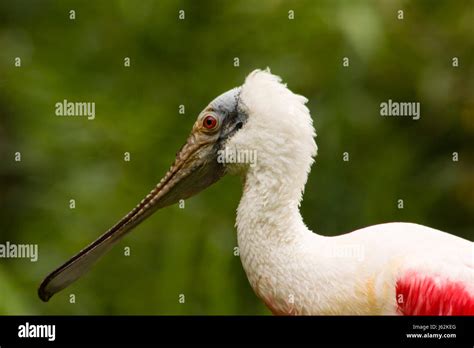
[39,69,474,315]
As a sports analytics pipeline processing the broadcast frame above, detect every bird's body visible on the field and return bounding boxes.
[39,69,474,315]
[232,70,474,315]
[238,218,473,315]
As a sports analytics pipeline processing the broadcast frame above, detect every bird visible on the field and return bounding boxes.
[39,69,474,315]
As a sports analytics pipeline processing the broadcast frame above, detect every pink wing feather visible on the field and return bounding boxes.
[396,271,474,315]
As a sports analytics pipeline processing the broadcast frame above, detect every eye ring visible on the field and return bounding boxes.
[203,114,218,130]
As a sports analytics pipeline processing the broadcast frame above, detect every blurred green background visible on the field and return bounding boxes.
[0,0,473,315]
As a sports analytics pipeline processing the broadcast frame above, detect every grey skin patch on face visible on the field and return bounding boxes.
[209,87,241,113]
[207,87,247,144]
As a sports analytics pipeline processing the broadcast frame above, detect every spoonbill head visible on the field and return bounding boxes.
[39,70,473,316]
[38,72,263,301]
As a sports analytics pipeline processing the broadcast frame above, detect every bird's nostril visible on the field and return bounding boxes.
[235,122,243,130]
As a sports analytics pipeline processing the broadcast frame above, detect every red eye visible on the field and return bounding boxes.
[203,115,218,130]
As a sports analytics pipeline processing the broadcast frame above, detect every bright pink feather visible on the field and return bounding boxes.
[396,271,474,315]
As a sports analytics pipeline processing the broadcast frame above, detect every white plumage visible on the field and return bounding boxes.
[225,70,474,315]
